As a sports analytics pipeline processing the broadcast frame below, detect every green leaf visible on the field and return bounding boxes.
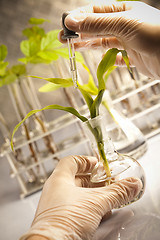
[37,51,59,61]
[18,57,28,64]
[11,64,26,76]
[23,26,45,39]
[20,39,40,57]
[40,30,61,50]
[90,89,105,118]
[28,18,50,25]
[0,62,8,76]
[80,63,98,95]
[88,48,119,118]
[22,28,33,38]
[47,40,62,49]
[0,73,17,87]
[45,77,73,86]
[30,56,51,64]
[5,73,17,85]
[54,48,85,63]
[104,66,117,83]
[39,82,62,92]
[78,85,94,111]
[19,56,51,64]
[54,48,69,58]
[11,104,88,150]
[97,48,119,91]
[0,45,8,61]
[79,80,98,95]
[31,76,73,87]
[120,50,131,72]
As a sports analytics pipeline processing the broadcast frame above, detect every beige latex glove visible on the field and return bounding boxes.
[20,155,142,240]
[59,0,160,79]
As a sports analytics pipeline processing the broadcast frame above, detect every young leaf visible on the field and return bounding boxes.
[18,57,28,64]
[0,73,17,87]
[19,56,51,64]
[78,85,94,111]
[80,63,98,95]
[11,104,88,150]
[120,50,131,72]
[39,82,62,92]
[28,18,50,25]
[11,64,26,76]
[97,48,119,91]
[0,45,8,61]
[54,49,85,63]
[90,48,119,119]
[90,89,105,118]
[79,79,98,95]
[29,56,51,64]
[104,66,117,83]
[30,76,73,87]
[79,82,98,95]
[40,30,61,51]
[48,40,62,49]
[23,26,45,39]
[0,62,8,77]
[37,51,59,61]
[20,39,40,57]
[54,48,69,59]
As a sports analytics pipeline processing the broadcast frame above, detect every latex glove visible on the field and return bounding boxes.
[20,155,142,240]
[59,0,160,79]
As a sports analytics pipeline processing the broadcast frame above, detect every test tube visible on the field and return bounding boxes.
[62,12,79,87]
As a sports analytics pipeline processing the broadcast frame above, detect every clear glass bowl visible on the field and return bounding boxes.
[83,114,146,208]
[90,153,145,207]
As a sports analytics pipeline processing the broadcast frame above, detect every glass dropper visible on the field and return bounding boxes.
[62,12,79,88]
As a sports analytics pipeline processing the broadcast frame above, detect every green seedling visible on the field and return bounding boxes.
[19,17,83,65]
[0,44,27,87]
[11,47,130,178]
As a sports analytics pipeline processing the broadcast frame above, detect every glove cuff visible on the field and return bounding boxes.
[19,221,82,240]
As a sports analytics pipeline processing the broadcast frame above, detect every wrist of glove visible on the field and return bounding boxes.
[20,155,142,240]
[20,207,83,240]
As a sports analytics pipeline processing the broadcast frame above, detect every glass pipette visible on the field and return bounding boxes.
[67,38,78,87]
[62,12,79,88]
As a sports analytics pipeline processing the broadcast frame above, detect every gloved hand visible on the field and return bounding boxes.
[20,155,142,240]
[59,0,160,79]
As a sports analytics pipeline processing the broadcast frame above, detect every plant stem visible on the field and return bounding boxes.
[86,121,111,178]
[97,141,111,177]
